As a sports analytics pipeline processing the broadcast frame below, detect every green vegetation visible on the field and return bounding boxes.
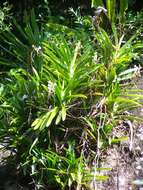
[0,0,143,189]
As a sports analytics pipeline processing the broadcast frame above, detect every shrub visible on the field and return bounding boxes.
[0,7,143,190]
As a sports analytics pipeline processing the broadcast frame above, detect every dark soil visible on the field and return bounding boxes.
[0,150,32,190]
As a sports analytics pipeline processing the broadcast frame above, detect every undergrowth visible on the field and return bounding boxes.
[0,1,143,189]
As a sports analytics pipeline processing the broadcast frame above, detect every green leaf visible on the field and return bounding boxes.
[29,137,38,154]
[67,94,87,99]
[117,67,139,81]
[106,0,116,23]
[46,107,58,127]
[95,175,109,181]
[55,111,62,125]
[61,105,66,121]
[32,107,58,130]
[91,0,104,8]
[109,136,128,144]
[119,0,128,25]
[69,41,81,79]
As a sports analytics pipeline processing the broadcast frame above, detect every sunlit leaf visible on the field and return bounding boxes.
[61,105,66,121]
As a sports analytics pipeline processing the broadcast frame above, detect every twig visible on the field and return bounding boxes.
[127,120,134,151]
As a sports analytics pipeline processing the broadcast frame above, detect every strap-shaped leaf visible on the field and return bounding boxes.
[119,0,128,25]
[32,107,58,130]
[55,111,62,125]
[106,0,116,24]
[91,0,104,8]
[61,105,66,121]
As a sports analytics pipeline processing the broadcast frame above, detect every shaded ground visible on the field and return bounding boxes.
[0,148,31,189]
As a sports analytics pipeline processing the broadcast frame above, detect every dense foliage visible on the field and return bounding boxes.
[0,0,143,189]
